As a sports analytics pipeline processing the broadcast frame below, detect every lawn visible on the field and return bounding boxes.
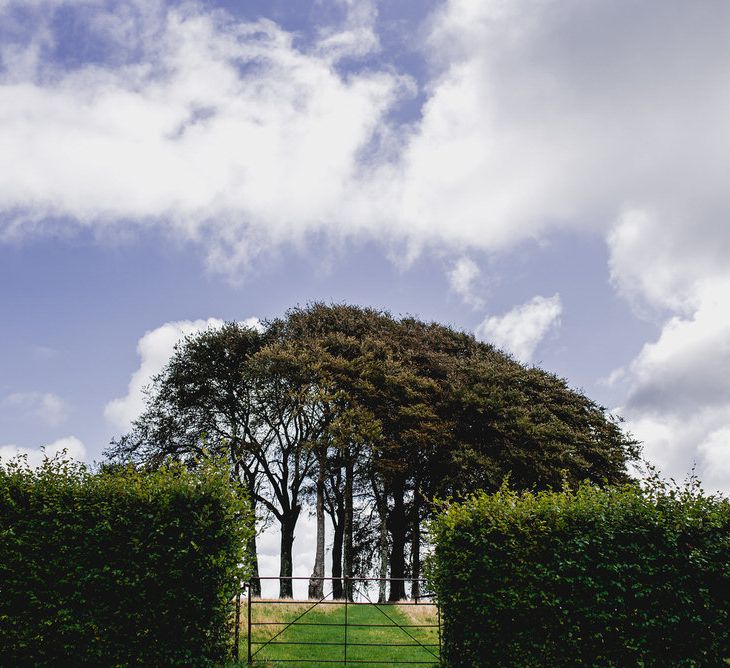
[234,599,440,667]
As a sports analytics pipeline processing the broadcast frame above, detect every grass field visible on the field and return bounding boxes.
[233,599,440,667]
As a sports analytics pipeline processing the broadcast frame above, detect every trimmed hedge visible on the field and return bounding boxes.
[427,481,730,667]
[0,455,252,667]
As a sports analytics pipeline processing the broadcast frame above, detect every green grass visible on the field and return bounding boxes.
[235,599,440,667]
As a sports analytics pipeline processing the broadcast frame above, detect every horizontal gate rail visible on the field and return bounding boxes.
[251,599,432,606]
[251,622,439,628]
[245,658,438,666]
[251,642,439,647]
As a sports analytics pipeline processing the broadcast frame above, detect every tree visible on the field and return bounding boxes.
[107,323,268,595]
[266,305,639,600]
[106,322,322,598]
[108,304,639,603]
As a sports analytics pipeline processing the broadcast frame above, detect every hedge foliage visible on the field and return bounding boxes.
[0,454,253,667]
[427,480,730,667]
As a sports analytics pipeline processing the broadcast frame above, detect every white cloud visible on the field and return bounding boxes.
[2,391,69,426]
[611,277,730,493]
[607,209,730,316]
[698,427,730,494]
[316,0,380,61]
[2,0,730,273]
[605,209,730,494]
[622,410,730,496]
[0,1,410,275]
[475,294,562,362]
[447,257,483,307]
[0,435,86,468]
[623,286,730,417]
[104,317,260,430]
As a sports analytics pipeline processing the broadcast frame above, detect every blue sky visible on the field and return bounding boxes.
[2,0,730,509]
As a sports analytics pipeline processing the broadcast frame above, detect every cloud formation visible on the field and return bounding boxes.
[611,275,730,493]
[0,0,411,274]
[475,294,562,363]
[2,0,730,266]
[2,392,68,426]
[447,257,483,307]
[0,392,69,427]
[0,435,86,468]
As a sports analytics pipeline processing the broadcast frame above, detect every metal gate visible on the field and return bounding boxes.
[241,576,440,666]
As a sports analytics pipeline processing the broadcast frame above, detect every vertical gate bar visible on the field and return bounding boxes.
[234,580,241,661]
[247,582,253,666]
[437,599,442,661]
[344,577,348,665]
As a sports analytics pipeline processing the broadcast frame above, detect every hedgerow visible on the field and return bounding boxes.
[0,454,253,667]
[427,479,730,667]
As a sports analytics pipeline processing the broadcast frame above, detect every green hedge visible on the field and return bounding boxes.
[0,455,252,667]
[427,481,730,667]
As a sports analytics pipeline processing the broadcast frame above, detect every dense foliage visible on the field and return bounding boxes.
[0,454,252,667]
[108,303,639,600]
[428,480,730,667]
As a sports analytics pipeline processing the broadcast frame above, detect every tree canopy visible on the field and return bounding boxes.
[107,303,639,600]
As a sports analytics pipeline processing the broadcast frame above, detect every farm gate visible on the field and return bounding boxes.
[239,576,440,666]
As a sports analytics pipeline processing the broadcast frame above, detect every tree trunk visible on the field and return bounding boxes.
[331,508,344,599]
[243,467,261,597]
[308,449,326,599]
[411,492,421,602]
[325,463,345,599]
[343,448,354,601]
[377,494,389,604]
[279,507,300,598]
[388,479,407,601]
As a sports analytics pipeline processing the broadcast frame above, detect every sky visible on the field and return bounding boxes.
[2,0,730,590]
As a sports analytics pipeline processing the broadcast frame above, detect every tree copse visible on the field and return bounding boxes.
[108,304,639,601]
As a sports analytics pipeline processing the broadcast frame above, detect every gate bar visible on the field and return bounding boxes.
[247,582,252,665]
